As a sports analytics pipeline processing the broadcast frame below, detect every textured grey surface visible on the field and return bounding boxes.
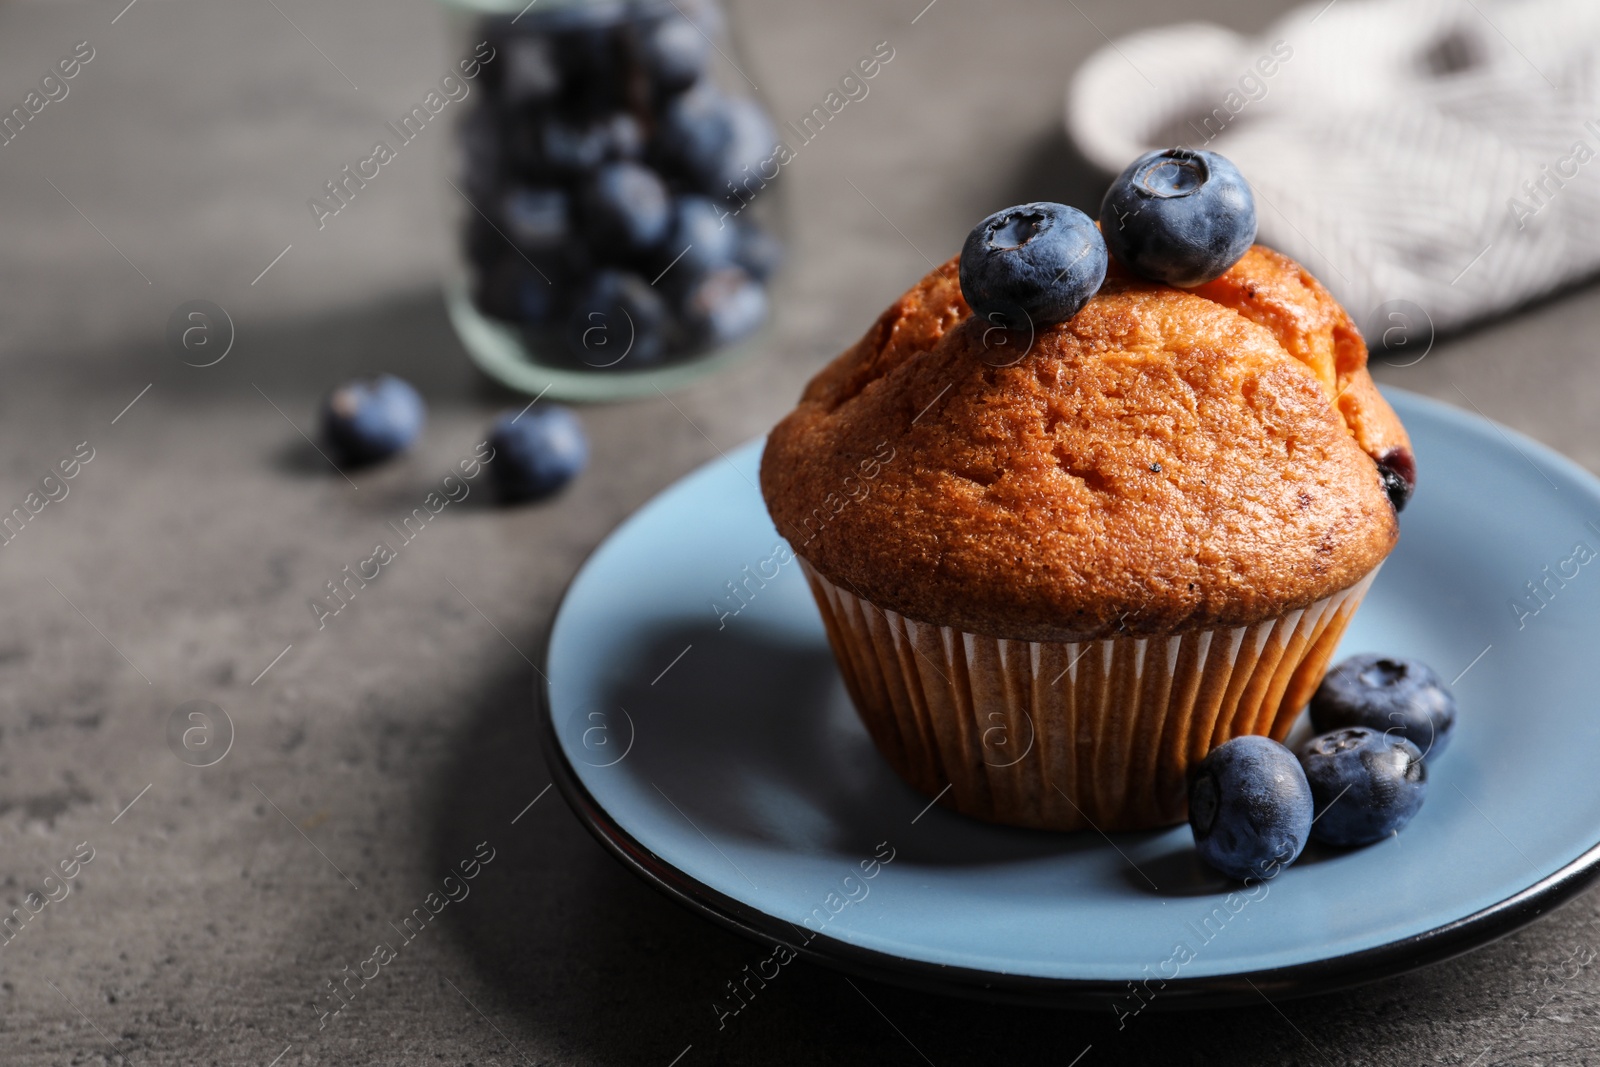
[2,0,1599,1063]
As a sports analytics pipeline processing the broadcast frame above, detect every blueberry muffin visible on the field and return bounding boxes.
[760,226,1411,831]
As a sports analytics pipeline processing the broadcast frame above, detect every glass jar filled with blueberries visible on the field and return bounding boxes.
[443,0,784,400]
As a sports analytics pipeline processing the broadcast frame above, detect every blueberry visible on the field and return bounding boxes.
[550,22,626,101]
[529,1,627,32]
[567,269,671,366]
[1376,446,1416,512]
[679,266,767,348]
[641,15,709,93]
[657,89,777,196]
[716,97,779,195]
[1188,736,1313,882]
[673,0,725,39]
[488,405,589,503]
[540,113,643,175]
[958,203,1107,330]
[655,196,740,280]
[1099,148,1257,287]
[735,221,783,281]
[456,104,504,200]
[321,375,425,466]
[501,35,562,106]
[473,253,561,326]
[581,161,671,255]
[501,186,569,254]
[1311,654,1456,760]
[1299,727,1427,846]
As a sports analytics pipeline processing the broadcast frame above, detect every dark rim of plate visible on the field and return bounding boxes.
[536,623,1600,1011]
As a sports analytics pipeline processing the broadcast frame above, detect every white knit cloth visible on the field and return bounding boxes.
[1066,0,1600,338]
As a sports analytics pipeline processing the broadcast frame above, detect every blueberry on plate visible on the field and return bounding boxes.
[1099,148,1257,288]
[1376,446,1416,512]
[679,266,767,348]
[566,269,672,366]
[488,405,589,503]
[641,15,709,93]
[1311,653,1456,759]
[321,375,426,466]
[958,202,1107,330]
[1299,727,1426,846]
[581,161,671,255]
[1188,735,1313,882]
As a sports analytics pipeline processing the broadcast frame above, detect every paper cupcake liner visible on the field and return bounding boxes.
[800,560,1377,832]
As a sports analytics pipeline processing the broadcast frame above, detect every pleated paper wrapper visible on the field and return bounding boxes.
[800,560,1377,832]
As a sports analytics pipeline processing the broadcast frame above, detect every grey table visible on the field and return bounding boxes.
[2,0,1598,1063]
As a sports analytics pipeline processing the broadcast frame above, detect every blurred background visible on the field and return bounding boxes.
[1,0,1598,1063]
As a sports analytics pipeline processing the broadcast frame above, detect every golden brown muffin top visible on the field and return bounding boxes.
[760,245,1410,642]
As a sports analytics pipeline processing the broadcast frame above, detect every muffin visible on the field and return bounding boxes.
[759,244,1411,832]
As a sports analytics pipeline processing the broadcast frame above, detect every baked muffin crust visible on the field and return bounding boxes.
[760,246,1406,642]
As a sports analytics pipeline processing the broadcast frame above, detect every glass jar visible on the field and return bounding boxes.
[438,0,786,401]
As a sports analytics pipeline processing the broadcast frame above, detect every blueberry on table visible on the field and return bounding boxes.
[641,15,709,93]
[1311,654,1456,760]
[1299,727,1426,846]
[488,405,589,503]
[1375,446,1416,512]
[567,269,672,366]
[321,375,425,466]
[581,161,671,255]
[1188,735,1313,882]
[1099,148,1257,288]
[958,202,1107,331]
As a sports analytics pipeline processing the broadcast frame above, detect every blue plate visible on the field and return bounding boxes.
[540,388,1600,1008]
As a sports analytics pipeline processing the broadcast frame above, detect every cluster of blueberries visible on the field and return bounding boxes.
[957,147,1417,512]
[459,0,782,369]
[956,147,1259,331]
[321,375,588,502]
[1188,654,1458,881]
